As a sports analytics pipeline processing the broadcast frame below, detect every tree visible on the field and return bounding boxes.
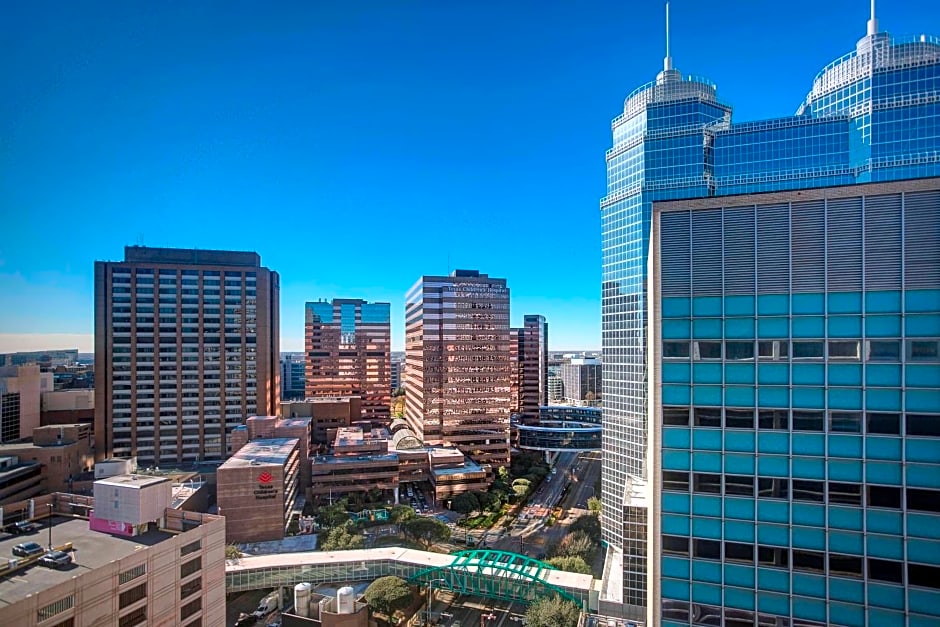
[570,514,602,543]
[511,478,531,498]
[402,517,450,548]
[450,492,479,517]
[545,555,592,575]
[317,498,351,529]
[364,576,413,619]
[524,595,581,627]
[225,545,242,561]
[320,522,365,551]
[554,531,596,561]
[586,496,602,515]
[389,505,416,524]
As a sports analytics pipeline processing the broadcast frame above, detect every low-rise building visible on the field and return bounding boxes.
[0,455,44,505]
[217,438,301,543]
[0,423,94,494]
[0,365,45,443]
[281,397,363,448]
[40,389,94,426]
[0,489,225,626]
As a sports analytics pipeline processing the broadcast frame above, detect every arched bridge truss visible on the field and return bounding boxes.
[408,549,582,607]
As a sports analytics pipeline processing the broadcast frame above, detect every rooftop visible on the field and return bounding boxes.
[0,516,174,609]
[122,245,261,267]
[432,459,484,477]
[222,438,298,467]
[312,453,399,465]
[95,474,170,489]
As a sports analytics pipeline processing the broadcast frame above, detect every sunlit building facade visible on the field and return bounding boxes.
[601,9,940,625]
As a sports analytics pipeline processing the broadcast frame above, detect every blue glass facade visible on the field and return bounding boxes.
[600,19,940,624]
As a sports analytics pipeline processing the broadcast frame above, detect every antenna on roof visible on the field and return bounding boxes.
[664,1,673,72]
[867,0,878,35]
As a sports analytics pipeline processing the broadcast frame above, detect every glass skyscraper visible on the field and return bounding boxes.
[600,6,940,625]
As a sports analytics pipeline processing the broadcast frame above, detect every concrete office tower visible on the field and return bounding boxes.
[0,365,43,443]
[601,5,940,625]
[404,270,512,467]
[559,357,601,405]
[94,246,280,465]
[304,299,391,420]
[511,315,549,422]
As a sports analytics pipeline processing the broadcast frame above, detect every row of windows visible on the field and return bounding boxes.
[663,406,940,436]
[663,339,939,362]
[662,471,940,512]
[662,536,940,587]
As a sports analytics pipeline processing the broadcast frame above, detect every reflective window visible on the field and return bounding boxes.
[867,412,900,435]
[662,341,690,358]
[867,340,901,361]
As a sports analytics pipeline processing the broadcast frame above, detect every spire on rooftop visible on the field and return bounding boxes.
[867,0,879,36]
[664,1,673,72]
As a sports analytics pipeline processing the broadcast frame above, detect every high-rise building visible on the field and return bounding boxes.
[601,6,940,624]
[559,357,601,405]
[404,270,512,467]
[511,315,549,421]
[304,299,391,420]
[390,356,404,394]
[280,353,306,401]
[94,246,280,465]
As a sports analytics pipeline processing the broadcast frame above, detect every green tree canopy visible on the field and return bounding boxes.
[317,498,351,529]
[545,555,592,575]
[524,595,581,627]
[401,517,451,548]
[569,513,602,543]
[586,496,602,515]
[320,522,365,551]
[364,576,414,618]
[389,505,416,524]
[450,491,479,516]
[553,530,597,561]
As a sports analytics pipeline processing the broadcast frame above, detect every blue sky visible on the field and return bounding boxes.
[1,1,937,353]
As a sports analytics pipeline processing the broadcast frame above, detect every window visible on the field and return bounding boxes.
[829,482,861,506]
[38,595,74,622]
[663,535,689,555]
[757,477,788,499]
[868,485,901,508]
[758,409,788,430]
[907,413,940,437]
[869,558,903,584]
[119,583,147,609]
[724,541,754,563]
[758,340,788,360]
[758,546,789,568]
[180,577,202,600]
[724,475,754,497]
[663,406,690,426]
[828,340,861,359]
[792,411,824,431]
[694,341,722,360]
[725,409,754,429]
[694,407,722,428]
[693,473,722,494]
[118,607,146,627]
[693,539,721,560]
[908,563,940,590]
[867,340,900,361]
[792,479,824,503]
[908,340,940,362]
[907,488,940,513]
[663,341,690,358]
[725,341,754,360]
[829,554,863,578]
[829,411,862,433]
[181,598,202,621]
[867,412,900,435]
[180,556,202,578]
[119,564,146,585]
[792,549,825,573]
[181,540,202,556]
[663,471,689,492]
[792,341,824,359]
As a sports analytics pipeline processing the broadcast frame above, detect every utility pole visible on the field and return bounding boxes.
[47,503,53,550]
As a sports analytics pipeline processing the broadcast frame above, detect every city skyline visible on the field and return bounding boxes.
[5,1,940,354]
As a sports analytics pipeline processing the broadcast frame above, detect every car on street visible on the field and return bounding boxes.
[12,542,44,558]
[9,521,41,535]
[39,550,72,569]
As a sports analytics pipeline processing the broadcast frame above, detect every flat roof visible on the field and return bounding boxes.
[222,438,298,467]
[0,516,174,609]
[433,459,484,477]
[312,453,399,465]
[95,474,170,489]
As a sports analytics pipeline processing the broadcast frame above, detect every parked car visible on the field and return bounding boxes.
[39,550,72,569]
[12,542,44,558]
[9,521,41,535]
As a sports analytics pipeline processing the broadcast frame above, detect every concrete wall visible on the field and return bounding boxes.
[217,462,287,543]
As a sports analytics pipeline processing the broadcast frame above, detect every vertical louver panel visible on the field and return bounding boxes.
[864,193,902,291]
[756,203,790,294]
[827,197,863,291]
[723,205,756,295]
[904,190,940,290]
[691,208,723,296]
[661,211,691,298]
[791,200,826,293]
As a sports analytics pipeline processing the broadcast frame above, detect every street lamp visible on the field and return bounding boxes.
[47,503,54,551]
[481,610,496,627]
[427,578,446,625]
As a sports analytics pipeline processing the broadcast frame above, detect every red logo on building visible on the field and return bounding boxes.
[258,471,273,484]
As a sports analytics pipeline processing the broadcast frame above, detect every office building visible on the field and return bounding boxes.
[94,246,280,465]
[0,423,94,494]
[281,353,307,401]
[281,397,363,447]
[0,489,225,627]
[511,315,549,422]
[404,270,512,467]
[40,389,94,426]
[217,438,301,543]
[305,299,391,420]
[391,355,404,394]
[559,357,601,405]
[600,6,940,625]
[0,349,78,368]
[0,455,44,505]
[0,365,47,443]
